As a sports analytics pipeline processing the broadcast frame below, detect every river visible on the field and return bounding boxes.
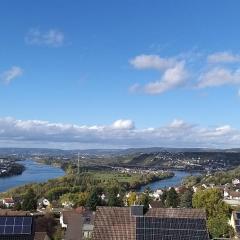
[0,160,65,192]
[139,170,200,192]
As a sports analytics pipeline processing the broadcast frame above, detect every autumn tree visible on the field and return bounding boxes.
[192,188,231,238]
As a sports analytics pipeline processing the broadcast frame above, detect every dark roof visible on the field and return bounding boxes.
[64,214,83,240]
[92,207,209,240]
[63,209,95,240]
[149,200,164,208]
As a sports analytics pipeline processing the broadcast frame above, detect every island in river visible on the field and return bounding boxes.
[0,160,65,192]
[0,159,25,177]
[0,158,200,194]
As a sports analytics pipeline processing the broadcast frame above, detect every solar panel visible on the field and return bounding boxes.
[0,216,33,236]
[22,225,31,234]
[136,217,209,240]
[0,217,6,225]
[6,217,14,225]
[23,217,32,225]
[15,217,23,225]
[0,226,4,234]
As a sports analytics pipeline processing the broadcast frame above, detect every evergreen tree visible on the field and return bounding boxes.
[165,187,179,208]
[86,188,101,210]
[107,186,122,207]
[22,188,37,211]
[180,189,193,208]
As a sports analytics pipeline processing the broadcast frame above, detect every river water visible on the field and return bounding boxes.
[139,170,200,192]
[0,161,199,193]
[0,160,65,192]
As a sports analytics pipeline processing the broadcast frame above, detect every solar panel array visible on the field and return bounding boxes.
[136,217,209,240]
[0,217,33,235]
[235,212,240,236]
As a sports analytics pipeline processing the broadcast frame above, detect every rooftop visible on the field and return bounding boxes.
[92,206,209,240]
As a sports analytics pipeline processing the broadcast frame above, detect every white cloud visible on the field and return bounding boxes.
[130,54,176,70]
[130,54,188,95]
[25,28,64,47]
[207,51,240,64]
[0,117,239,149]
[144,62,188,94]
[112,119,135,130]
[130,51,240,95]
[198,67,240,88]
[0,66,23,84]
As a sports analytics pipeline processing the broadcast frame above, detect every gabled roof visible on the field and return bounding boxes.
[92,206,209,240]
[93,207,135,240]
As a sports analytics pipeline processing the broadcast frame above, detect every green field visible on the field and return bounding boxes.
[89,171,142,184]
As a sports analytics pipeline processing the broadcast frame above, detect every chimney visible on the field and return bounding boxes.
[130,205,144,216]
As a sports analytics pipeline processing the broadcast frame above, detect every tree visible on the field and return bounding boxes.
[86,188,102,210]
[165,188,179,208]
[192,188,230,217]
[207,213,233,239]
[161,189,168,205]
[107,186,123,207]
[127,192,137,206]
[139,193,151,213]
[77,192,89,206]
[22,188,37,211]
[180,189,193,208]
[192,188,231,238]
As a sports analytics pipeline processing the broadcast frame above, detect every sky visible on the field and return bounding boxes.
[1,0,240,149]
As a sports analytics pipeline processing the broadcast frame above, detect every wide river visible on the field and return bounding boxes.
[0,160,65,192]
[140,170,200,192]
[0,160,200,193]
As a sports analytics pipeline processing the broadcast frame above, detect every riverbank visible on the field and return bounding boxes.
[0,160,65,193]
[139,170,201,192]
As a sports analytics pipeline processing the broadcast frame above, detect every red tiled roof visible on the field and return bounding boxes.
[92,207,208,240]
[3,198,14,203]
[92,207,135,240]
[0,209,30,216]
[146,208,207,219]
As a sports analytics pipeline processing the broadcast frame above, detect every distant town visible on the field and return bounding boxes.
[1,148,240,239]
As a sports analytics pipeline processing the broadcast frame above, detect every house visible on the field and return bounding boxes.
[224,189,230,198]
[2,198,15,208]
[60,208,95,240]
[37,198,50,209]
[227,191,240,200]
[148,200,164,208]
[230,211,240,238]
[232,178,240,185]
[149,189,163,200]
[92,206,210,240]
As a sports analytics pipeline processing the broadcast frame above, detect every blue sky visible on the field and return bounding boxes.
[0,0,240,149]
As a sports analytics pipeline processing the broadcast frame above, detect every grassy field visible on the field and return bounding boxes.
[89,171,142,184]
